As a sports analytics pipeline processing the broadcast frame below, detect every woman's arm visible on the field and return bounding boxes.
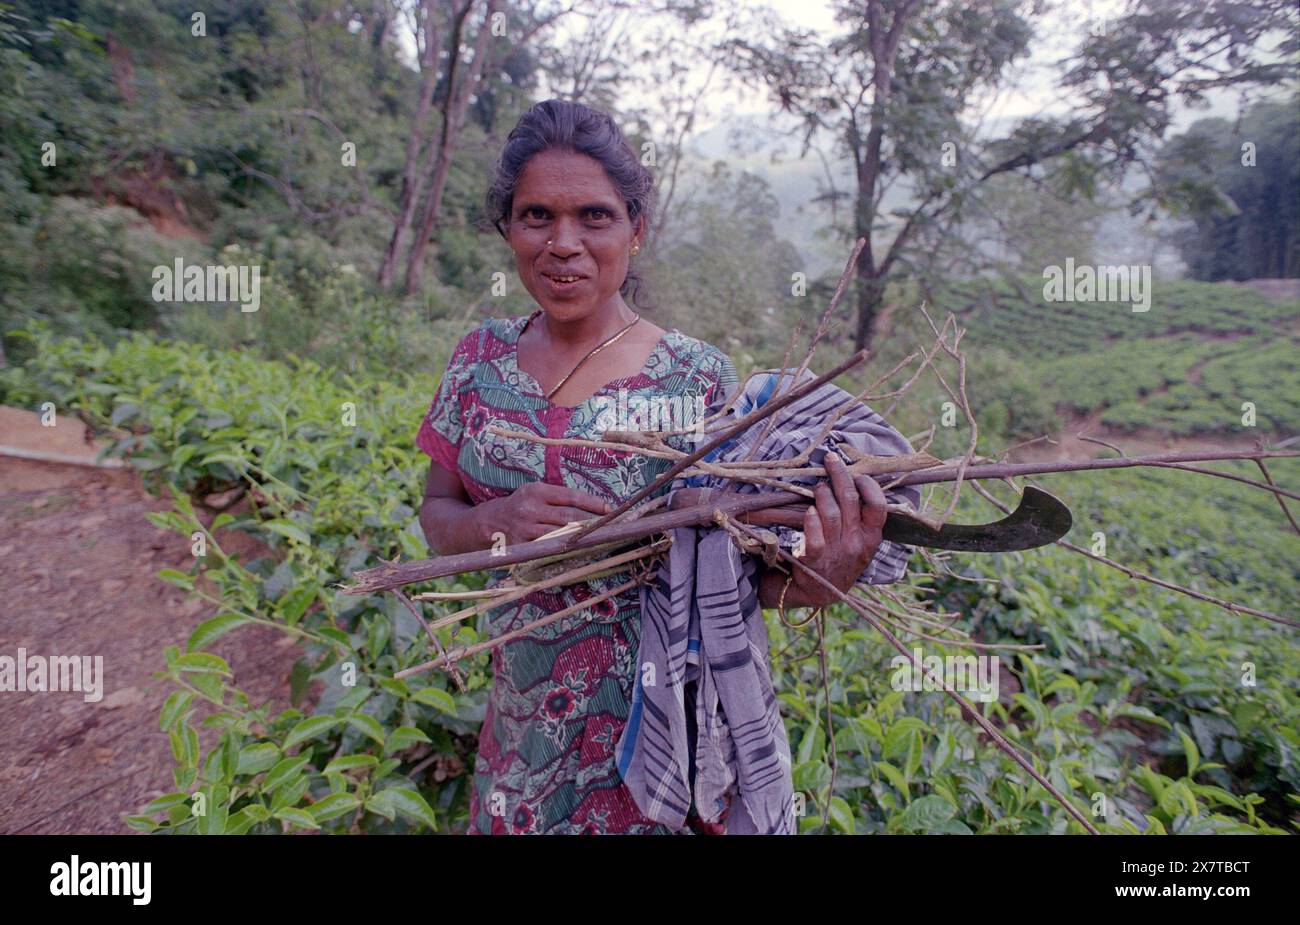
[419,460,495,556]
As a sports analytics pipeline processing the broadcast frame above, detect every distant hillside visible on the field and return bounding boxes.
[939,277,1300,437]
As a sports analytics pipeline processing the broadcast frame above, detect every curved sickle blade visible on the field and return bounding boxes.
[882,486,1072,552]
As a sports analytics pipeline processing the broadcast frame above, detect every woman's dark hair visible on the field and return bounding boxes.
[484,99,657,309]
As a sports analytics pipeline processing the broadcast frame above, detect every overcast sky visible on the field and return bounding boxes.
[607,0,1278,139]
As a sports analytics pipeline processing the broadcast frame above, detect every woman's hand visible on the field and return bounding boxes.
[474,481,613,546]
[421,460,613,555]
[781,453,887,608]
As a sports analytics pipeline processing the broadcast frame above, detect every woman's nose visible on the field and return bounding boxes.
[547,218,583,254]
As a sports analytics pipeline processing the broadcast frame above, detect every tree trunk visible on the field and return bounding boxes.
[402,143,456,295]
[850,0,918,351]
[855,271,885,351]
[402,0,498,295]
[378,0,443,290]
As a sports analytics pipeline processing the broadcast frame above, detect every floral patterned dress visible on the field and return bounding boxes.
[415,313,738,834]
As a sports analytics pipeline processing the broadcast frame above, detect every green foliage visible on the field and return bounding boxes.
[155,241,471,380]
[0,198,471,378]
[2,324,488,833]
[772,467,1298,834]
[945,276,1297,356]
[0,198,196,347]
[6,325,1296,835]
[1156,95,1300,280]
[2,0,1296,836]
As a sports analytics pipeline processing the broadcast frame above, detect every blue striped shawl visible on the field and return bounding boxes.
[614,370,921,834]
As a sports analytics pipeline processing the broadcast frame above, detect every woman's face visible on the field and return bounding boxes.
[506,148,641,324]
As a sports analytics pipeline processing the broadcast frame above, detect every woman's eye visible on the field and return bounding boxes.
[520,207,611,224]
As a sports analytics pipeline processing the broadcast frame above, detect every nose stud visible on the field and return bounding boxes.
[544,239,639,255]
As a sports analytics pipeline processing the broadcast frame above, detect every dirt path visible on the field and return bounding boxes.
[1009,409,1269,463]
[0,408,312,833]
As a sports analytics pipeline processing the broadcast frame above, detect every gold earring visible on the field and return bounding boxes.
[630,243,640,256]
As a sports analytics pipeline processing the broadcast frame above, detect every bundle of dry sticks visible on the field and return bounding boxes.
[340,239,1298,834]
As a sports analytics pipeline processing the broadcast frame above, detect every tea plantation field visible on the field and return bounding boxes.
[2,319,1295,834]
[938,278,1300,436]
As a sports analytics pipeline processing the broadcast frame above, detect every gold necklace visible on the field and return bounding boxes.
[524,309,642,400]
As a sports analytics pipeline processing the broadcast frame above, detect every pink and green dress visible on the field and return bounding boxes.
[415,313,737,834]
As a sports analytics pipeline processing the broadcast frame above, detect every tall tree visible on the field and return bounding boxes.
[384,0,583,293]
[379,0,501,292]
[1156,95,1300,280]
[722,0,1300,349]
[401,0,503,293]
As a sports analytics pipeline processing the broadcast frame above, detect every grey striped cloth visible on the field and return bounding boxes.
[614,370,922,834]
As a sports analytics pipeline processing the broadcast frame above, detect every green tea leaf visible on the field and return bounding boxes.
[385,726,431,754]
[236,742,282,776]
[264,520,311,546]
[142,792,191,814]
[274,807,320,830]
[323,754,379,774]
[187,613,252,651]
[366,787,437,831]
[283,716,339,750]
[894,794,956,833]
[174,652,232,675]
[412,687,456,715]
[308,792,361,823]
[828,796,855,834]
[346,713,386,745]
[159,691,193,732]
[263,755,312,792]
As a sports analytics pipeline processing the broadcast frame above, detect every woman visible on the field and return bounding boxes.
[416,99,892,834]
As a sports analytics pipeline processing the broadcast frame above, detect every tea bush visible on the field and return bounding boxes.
[3,325,1295,834]
[929,276,1300,435]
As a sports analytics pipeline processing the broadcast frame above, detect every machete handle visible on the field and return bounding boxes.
[736,505,808,528]
[673,489,922,537]
[736,503,929,546]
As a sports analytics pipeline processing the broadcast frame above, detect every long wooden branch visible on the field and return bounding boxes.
[892,449,1300,489]
[343,488,801,593]
[342,448,1299,595]
[394,577,642,679]
[1255,458,1300,535]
